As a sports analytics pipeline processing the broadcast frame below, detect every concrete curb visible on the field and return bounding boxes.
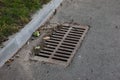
[0,0,63,68]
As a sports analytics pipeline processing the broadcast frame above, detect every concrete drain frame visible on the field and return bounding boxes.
[31,23,89,67]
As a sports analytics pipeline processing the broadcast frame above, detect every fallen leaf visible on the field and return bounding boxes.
[33,31,40,37]
[6,58,14,63]
[43,36,50,40]
[34,46,41,50]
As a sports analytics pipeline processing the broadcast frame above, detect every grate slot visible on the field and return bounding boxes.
[61,27,69,30]
[61,43,76,47]
[50,38,61,41]
[68,33,82,37]
[52,34,64,37]
[35,54,49,58]
[40,50,52,54]
[58,47,73,52]
[51,35,62,39]
[70,31,84,34]
[45,46,55,49]
[60,28,68,30]
[53,32,65,34]
[51,35,63,39]
[71,29,85,32]
[55,30,66,34]
[44,47,54,51]
[46,39,59,43]
[42,48,54,52]
[39,51,51,55]
[52,33,64,36]
[61,44,75,49]
[73,27,86,30]
[69,32,83,35]
[45,43,58,47]
[67,35,80,39]
[54,31,65,35]
[56,51,71,56]
[46,40,59,44]
[60,45,74,50]
[45,42,57,47]
[63,40,77,44]
[58,48,73,53]
[54,54,69,59]
[45,45,57,48]
[65,38,79,42]
[59,29,67,32]
[52,57,68,62]
[57,49,71,54]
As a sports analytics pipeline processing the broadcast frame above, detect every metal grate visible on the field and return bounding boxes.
[33,23,89,67]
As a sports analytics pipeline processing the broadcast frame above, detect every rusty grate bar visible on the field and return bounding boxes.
[32,23,89,67]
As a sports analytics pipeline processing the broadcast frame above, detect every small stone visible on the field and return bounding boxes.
[46,71,49,74]
[78,55,82,59]
[27,41,30,45]
[91,69,93,73]
[115,26,118,29]
[16,55,20,58]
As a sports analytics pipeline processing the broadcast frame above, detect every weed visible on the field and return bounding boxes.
[0,0,50,45]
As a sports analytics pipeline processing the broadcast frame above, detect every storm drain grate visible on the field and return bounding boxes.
[33,23,89,67]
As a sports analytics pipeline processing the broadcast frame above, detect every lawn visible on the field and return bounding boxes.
[0,0,50,45]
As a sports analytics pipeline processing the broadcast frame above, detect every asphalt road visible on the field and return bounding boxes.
[0,0,120,80]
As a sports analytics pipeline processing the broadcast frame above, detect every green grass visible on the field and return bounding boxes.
[0,0,50,44]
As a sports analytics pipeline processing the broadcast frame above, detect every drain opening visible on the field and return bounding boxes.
[68,33,82,37]
[36,54,49,58]
[65,38,79,42]
[54,54,69,59]
[50,38,61,41]
[51,35,63,39]
[45,42,57,47]
[66,36,80,39]
[45,40,59,44]
[60,45,74,50]
[52,57,68,62]
[56,51,71,55]
[63,40,77,44]
[39,51,51,55]
[62,43,76,47]
[42,48,54,52]
[58,48,73,53]
[33,23,89,67]
[45,46,56,49]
